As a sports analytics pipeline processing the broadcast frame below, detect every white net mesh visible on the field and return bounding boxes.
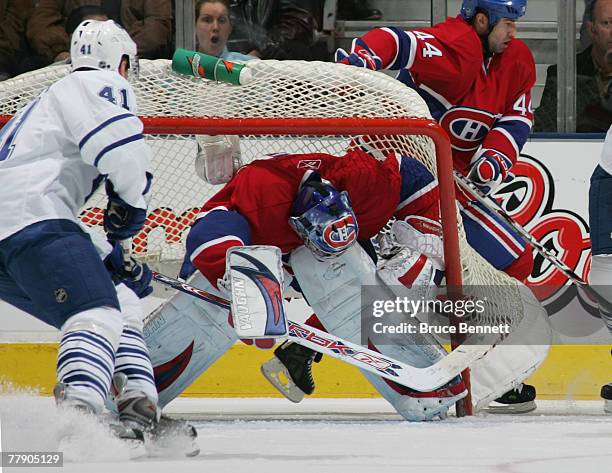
[0,59,524,332]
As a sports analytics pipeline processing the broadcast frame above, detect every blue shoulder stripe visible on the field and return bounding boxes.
[79,113,135,150]
[93,133,144,167]
[386,26,413,70]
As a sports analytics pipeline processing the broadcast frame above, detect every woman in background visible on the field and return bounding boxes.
[196,0,255,61]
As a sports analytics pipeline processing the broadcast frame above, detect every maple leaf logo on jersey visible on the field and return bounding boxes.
[297,160,322,169]
[322,215,357,249]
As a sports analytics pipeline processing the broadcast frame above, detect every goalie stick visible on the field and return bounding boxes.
[150,271,495,392]
[454,171,612,314]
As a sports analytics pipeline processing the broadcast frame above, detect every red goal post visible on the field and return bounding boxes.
[139,115,462,289]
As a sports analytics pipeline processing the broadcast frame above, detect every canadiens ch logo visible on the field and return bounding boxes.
[439,107,497,152]
[54,288,68,303]
[322,215,357,249]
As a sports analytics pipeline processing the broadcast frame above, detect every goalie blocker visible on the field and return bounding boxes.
[226,246,288,340]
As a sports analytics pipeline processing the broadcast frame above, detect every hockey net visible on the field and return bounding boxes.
[0,59,525,408]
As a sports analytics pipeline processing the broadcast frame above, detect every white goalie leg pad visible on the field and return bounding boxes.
[469,284,552,411]
[227,246,288,339]
[290,244,453,421]
[143,271,238,408]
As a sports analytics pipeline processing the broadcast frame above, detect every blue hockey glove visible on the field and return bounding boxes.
[104,241,153,298]
[104,174,151,240]
[466,150,514,196]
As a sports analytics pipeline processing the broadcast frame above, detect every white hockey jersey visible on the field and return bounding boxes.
[0,69,152,242]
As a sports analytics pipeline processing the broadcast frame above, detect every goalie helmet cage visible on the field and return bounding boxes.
[0,58,526,416]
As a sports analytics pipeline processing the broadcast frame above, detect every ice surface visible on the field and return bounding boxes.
[1,393,610,473]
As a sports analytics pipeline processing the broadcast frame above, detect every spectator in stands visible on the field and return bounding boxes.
[581,0,596,52]
[228,0,318,60]
[535,0,612,132]
[196,0,255,61]
[0,1,33,80]
[26,0,173,67]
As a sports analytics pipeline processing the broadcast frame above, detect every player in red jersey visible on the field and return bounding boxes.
[335,0,537,412]
[336,0,534,282]
[180,148,439,292]
[174,148,468,421]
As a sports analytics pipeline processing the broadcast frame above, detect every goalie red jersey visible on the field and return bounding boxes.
[342,17,536,174]
[181,149,439,288]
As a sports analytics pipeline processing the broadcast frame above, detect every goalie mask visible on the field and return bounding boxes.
[71,20,139,79]
[289,173,359,260]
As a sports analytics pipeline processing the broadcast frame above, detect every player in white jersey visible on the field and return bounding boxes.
[588,124,612,413]
[0,20,169,443]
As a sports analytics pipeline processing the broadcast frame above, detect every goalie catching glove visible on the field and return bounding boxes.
[195,135,243,185]
[377,216,445,301]
[467,149,513,196]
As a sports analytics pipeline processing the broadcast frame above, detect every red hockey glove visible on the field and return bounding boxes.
[467,150,514,196]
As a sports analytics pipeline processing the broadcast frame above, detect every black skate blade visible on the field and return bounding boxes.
[482,400,537,414]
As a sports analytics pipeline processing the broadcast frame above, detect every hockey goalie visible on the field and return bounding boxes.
[144,137,551,420]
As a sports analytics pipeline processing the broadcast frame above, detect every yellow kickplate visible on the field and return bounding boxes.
[0,343,609,400]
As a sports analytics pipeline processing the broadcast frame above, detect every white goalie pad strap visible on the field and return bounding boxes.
[469,285,552,411]
[195,134,242,185]
[227,246,288,339]
[391,218,444,270]
[143,271,237,408]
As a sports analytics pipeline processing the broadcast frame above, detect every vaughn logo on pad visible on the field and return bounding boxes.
[227,246,288,339]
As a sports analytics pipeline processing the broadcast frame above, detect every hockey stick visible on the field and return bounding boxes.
[150,271,494,392]
[454,171,612,314]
